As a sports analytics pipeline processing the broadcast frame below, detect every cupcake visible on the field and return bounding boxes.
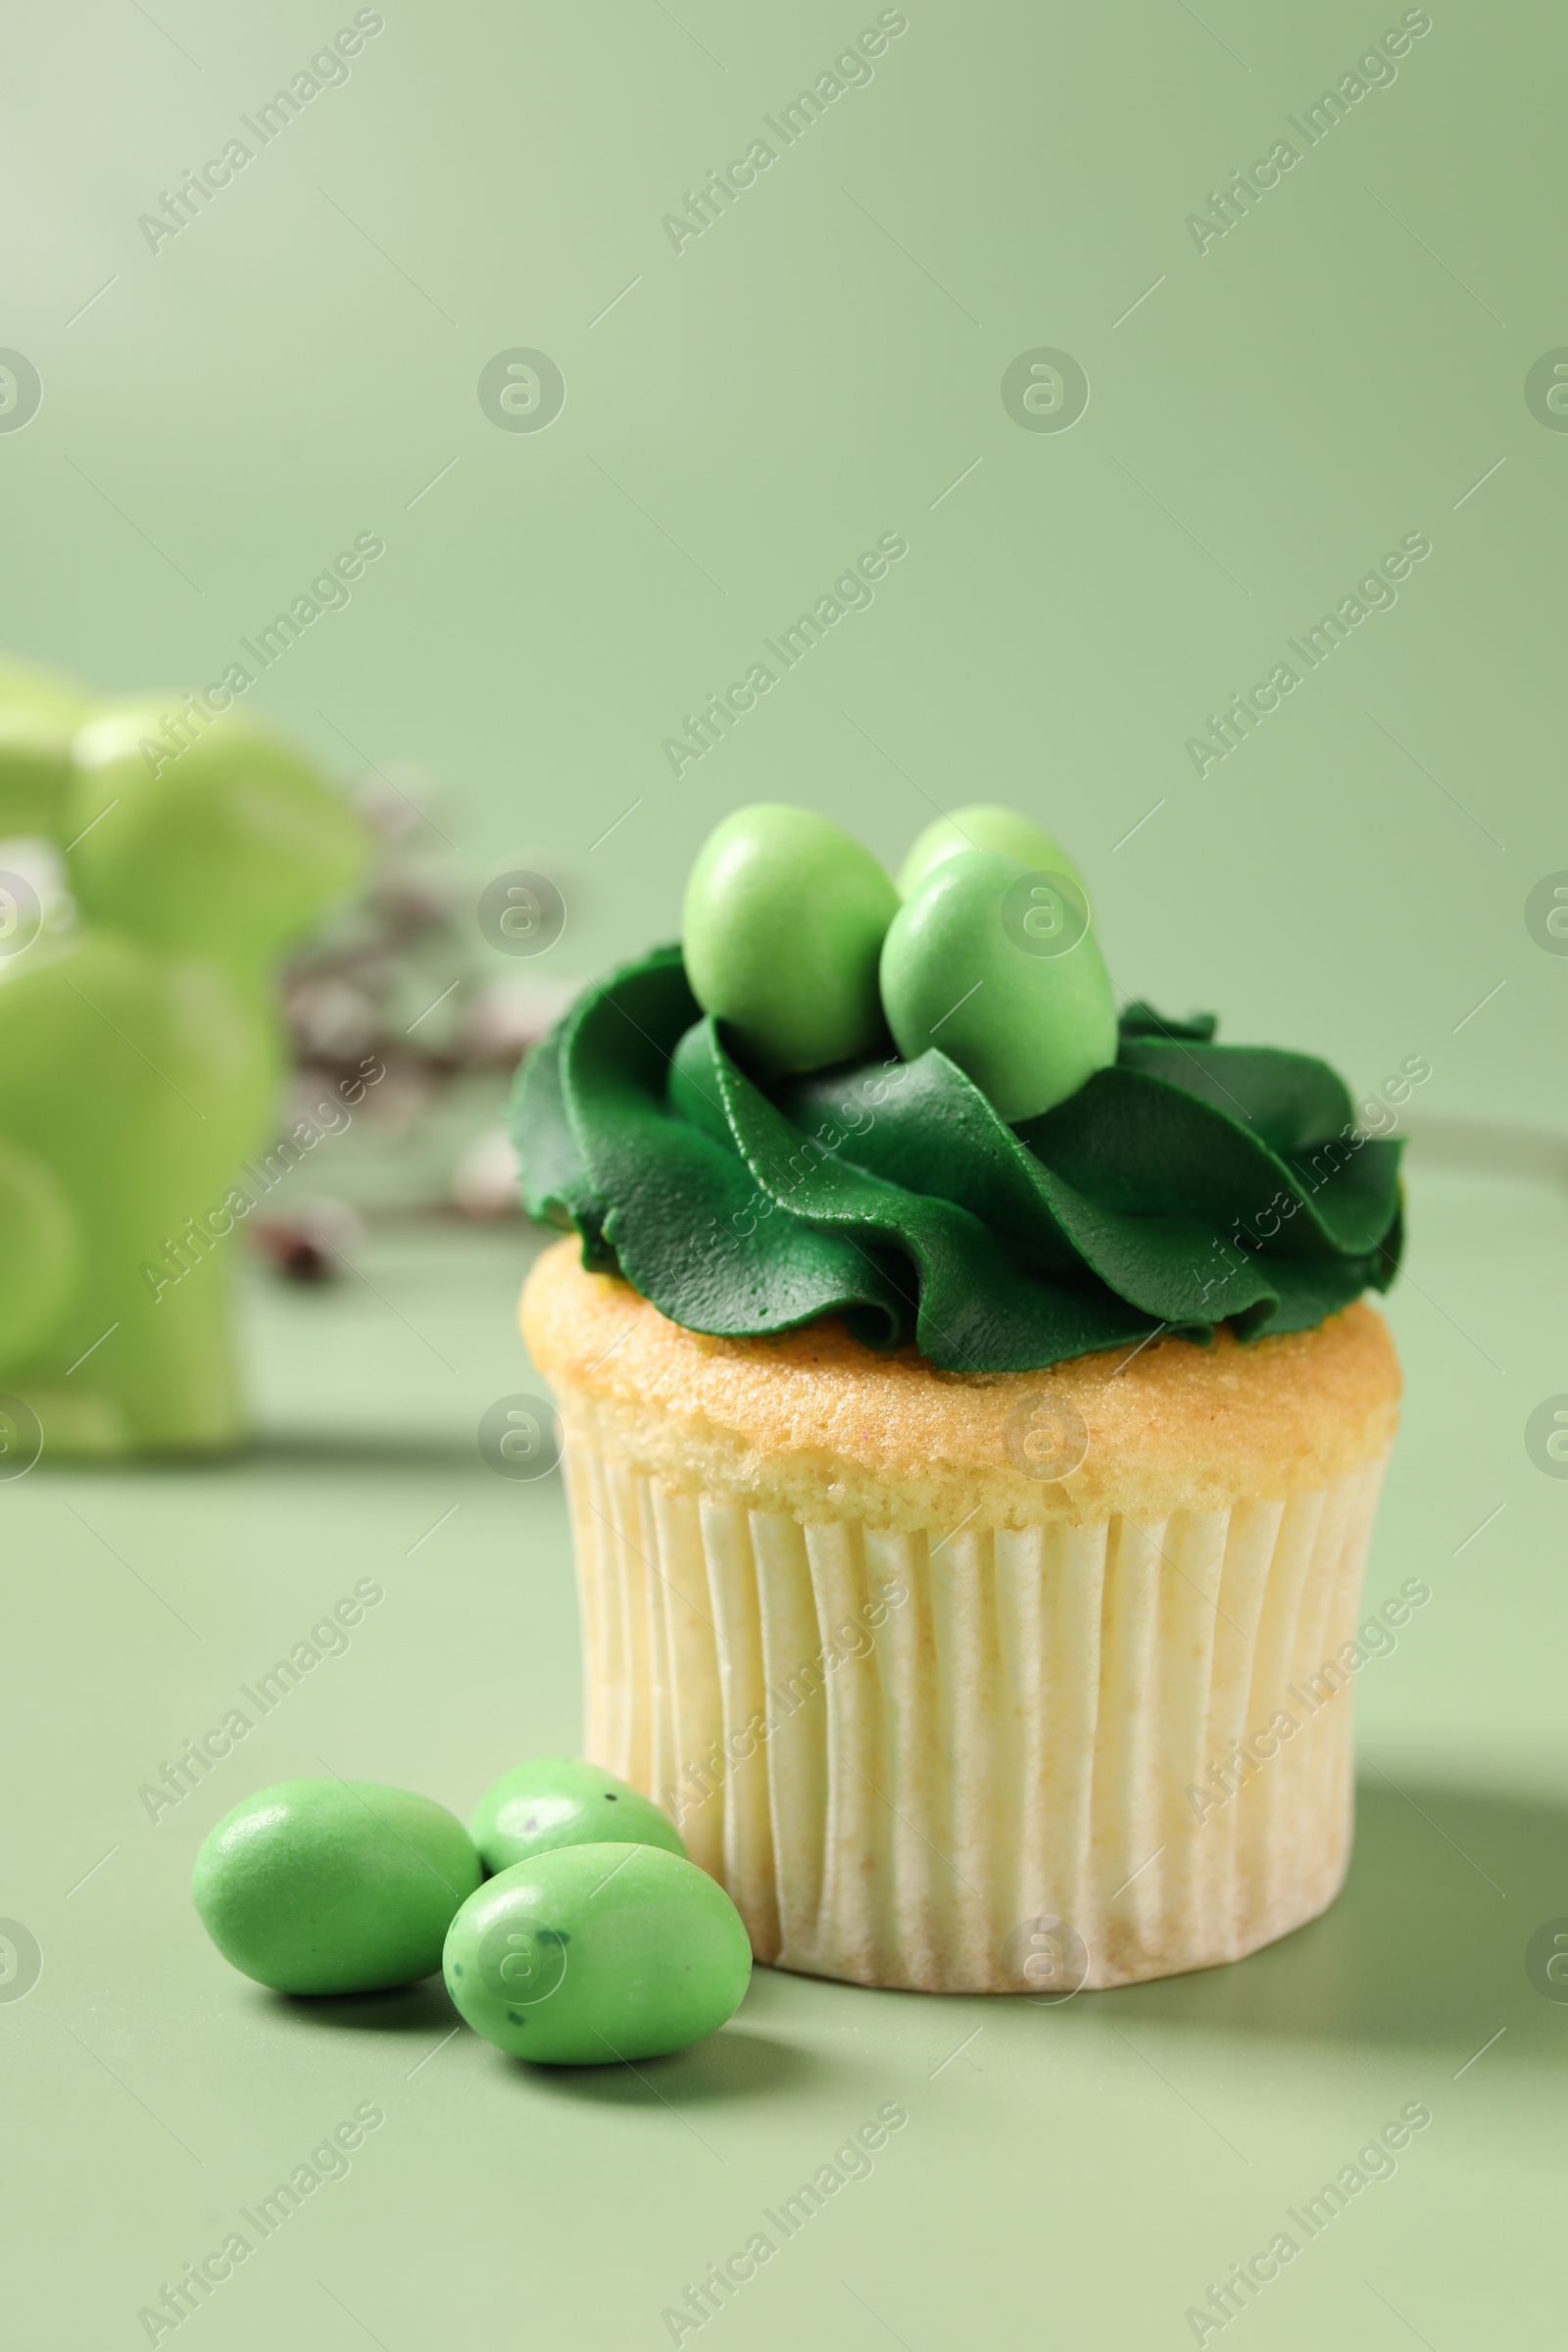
[514,806,1403,1994]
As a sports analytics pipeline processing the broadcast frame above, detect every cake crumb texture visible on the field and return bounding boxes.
[521,1237,1400,1531]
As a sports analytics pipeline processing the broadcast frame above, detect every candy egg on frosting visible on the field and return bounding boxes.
[879,849,1117,1123]
[682,805,897,1077]
[897,803,1084,901]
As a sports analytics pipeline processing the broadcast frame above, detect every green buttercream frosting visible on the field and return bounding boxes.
[509,946,1403,1373]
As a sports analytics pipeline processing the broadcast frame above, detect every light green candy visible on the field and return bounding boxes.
[0,660,94,834]
[471,1757,686,1876]
[443,1842,752,2065]
[879,850,1117,1123]
[682,805,897,1077]
[897,804,1084,900]
[192,1779,481,1995]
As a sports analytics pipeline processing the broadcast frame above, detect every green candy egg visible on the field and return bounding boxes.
[471,1757,686,1876]
[443,1842,752,2065]
[879,850,1117,1123]
[192,1779,481,1995]
[897,804,1084,901]
[682,805,897,1077]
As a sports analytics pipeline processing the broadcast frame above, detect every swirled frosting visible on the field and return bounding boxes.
[510,945,1402,1372]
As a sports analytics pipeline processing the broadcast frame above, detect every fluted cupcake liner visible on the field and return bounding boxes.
[563,1438,1390,1993]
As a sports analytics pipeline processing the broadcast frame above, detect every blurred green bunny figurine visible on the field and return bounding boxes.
[0,663,365,1455]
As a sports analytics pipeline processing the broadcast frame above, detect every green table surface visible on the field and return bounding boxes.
[7,1161,1564,2350]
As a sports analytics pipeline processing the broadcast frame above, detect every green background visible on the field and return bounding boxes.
[3,1,1563,2345]
[5,0,1560,1116]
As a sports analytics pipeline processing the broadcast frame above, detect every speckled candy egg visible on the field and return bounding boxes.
[682,805,897,1077]
[192,1779,481,1995]
[879,849,1118,1123]
[470,1757,686,1876]
[442,1842,752,2065]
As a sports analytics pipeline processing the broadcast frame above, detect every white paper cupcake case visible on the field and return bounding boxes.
[564,1436,1391,1993]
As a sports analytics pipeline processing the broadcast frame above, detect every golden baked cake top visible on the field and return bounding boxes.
[523,1238,1400,1529]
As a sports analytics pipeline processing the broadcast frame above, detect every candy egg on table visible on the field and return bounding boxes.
[682,804,897,1077]
[896,803,1084,900]
[443,1842,752,2065]
[879,849,1118,1123]
[471,1756,687,1875]
[191,1779,481,1995]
